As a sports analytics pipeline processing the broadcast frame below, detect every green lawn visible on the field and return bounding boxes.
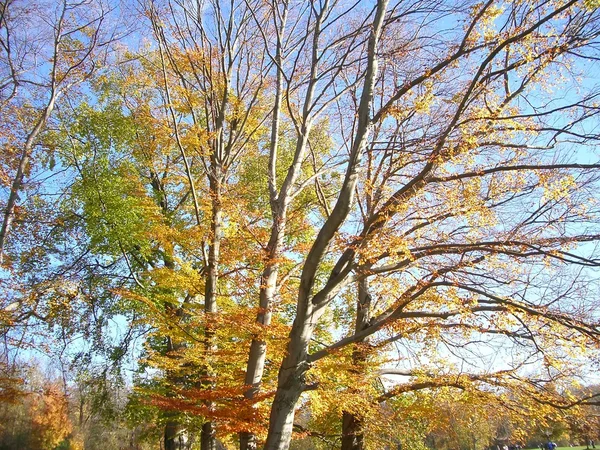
[526,447,589,450]
[526,447,588,450]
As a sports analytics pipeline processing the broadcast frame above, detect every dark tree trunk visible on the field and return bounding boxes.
[341,411,365,450]
[239,432,257,450]
[341,279,371,450]
[165,420,186,450]
[201,422,217,450]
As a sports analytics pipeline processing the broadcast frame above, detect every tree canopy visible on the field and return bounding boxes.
[2,0,600,449]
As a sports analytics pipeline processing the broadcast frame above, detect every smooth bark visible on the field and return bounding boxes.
[341,279,371,450]
[263,2,389,448]
[240,4,287,448]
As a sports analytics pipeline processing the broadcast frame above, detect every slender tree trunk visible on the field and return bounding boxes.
[201,422,216,450]
[152,24,204,447]
[164,324,189,449]
[341,279,371,450]
[202,170,222,450]
[239,262,277,450]
[163,251,189,450]
[165,419,186,450]
[240,6,287,447]
[341,412,364,450]
[0,0,64,264]
[205,173,222,316]
[240,217,286,449]
[0,97,57,263]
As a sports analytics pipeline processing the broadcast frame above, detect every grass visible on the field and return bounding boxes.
[526,447,589,450]
[558,448,591,450]
[557,447,589,450]
[527,447,589,450]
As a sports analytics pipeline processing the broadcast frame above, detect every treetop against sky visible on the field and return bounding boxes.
[2,1,600,449]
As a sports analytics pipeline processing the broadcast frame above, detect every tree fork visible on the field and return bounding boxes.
[263,0,389,447]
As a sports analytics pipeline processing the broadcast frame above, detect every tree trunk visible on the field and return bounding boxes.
[163,332,189,450]
[263,369,305,450]
[341,411,364,450]
[165,420,186,450]
[202,171,222,450]
[240,6,288,446]
[239,432,257,450]
[240,226,282,450]
[341,279,371,450]
[0,94,57,263]
[263,304,319,450]
[201,422,217,450]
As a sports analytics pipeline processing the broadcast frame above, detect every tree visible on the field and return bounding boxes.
[0,364,75,450]
[0,6,142,449]
[261,0,600,448]
[0,0,116,264]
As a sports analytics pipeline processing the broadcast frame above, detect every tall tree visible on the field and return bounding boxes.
[262,0,600,448]
[0,0,114,263]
